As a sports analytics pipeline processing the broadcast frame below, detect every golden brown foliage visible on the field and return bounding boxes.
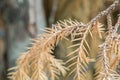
[8,0,120,80]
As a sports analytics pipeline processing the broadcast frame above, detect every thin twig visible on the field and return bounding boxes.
[87,0,120,26]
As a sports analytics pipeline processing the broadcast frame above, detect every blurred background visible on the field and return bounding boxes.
[0,0,119,80]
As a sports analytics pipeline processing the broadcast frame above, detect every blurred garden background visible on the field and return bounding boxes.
[0,0,119,80]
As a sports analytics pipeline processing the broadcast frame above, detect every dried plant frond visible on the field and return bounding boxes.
[66,21,104,80]
[107,13,112,30]
[95,13,120,80]
[66,4,120,79]
[47,54,67,80]
[66,20,103,80]
[91,21,105,39]
[95,34,120,80]
[95,43,111,80]
[109,34,120,69]
[105,15,120,70]
[8,19,86,80]
[8,0,120,80]
[8,53,33,80]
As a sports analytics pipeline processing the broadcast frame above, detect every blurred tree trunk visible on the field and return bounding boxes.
[6,0,46,68]
[35,0,46,33]
[28,0,46,35]
[5,0,31,68]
